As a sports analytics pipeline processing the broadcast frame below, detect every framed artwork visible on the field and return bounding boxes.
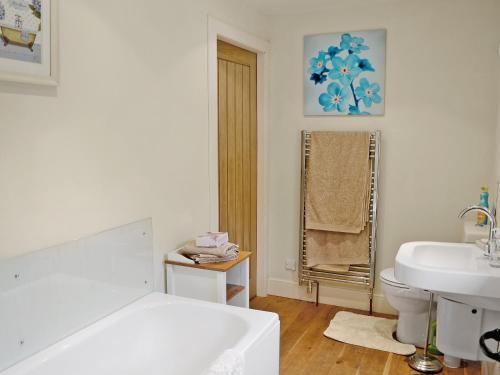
[304,29,386,116]
[0,0,57,85]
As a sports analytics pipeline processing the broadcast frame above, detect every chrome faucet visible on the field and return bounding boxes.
[459,205,497,256]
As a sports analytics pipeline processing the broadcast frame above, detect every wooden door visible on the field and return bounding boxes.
[217,40,258,298]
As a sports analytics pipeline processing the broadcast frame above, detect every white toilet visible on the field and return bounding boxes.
[380,267,432,348]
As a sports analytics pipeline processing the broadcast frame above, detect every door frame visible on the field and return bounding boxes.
[208,17,270,297]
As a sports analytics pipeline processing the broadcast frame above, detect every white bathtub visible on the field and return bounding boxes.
[0,293,280,375]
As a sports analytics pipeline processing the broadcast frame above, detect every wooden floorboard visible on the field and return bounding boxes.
[250,296,482,375]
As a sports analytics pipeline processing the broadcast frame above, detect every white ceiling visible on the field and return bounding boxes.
[244,0,408,15]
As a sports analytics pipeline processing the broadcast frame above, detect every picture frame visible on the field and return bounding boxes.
[0,0,58,86]
[304,29,386,116]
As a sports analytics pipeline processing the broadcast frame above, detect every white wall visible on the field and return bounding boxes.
[497,53,500,209]
[0,0,269,290]
[266,0,500,312]
[2,0,500,314]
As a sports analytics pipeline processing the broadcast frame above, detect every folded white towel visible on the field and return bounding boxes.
[196,232,229,248]
[180,241,239,258]
[189,250,238,264]
[166,249,195,264]
[203,350,244,375]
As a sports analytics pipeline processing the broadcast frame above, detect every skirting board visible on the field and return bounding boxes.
[267,277,396,315]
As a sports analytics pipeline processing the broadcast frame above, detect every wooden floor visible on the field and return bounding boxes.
[250,296,482,375]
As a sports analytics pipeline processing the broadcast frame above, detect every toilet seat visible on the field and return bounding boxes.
[380,268,408,289]
[380,267,430,301]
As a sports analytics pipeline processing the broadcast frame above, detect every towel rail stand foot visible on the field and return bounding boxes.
[298,130,381,314]
[315,281,319,307]
[369,288,373,315]
[307,280,313,294]
[305,280,320,306]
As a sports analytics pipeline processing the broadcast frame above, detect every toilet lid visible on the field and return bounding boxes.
[380,268,408,288]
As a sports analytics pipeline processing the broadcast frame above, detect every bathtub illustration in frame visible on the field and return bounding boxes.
[304,29,386,116]
[0,0,57,85]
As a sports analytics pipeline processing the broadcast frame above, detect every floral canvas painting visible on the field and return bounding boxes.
[304,30,386,116]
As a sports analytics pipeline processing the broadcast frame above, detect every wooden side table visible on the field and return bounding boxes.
[165,251,251,308]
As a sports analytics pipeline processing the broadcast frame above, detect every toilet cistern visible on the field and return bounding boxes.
[459,205,497,261]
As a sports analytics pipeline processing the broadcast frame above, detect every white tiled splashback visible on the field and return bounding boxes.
[0,219,154,372]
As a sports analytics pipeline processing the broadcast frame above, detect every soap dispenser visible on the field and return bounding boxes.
[477,186,489,226]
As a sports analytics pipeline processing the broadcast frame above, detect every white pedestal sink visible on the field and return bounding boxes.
[395,242,500,363]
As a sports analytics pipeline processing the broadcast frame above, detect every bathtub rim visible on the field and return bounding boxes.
[0,292,279,375]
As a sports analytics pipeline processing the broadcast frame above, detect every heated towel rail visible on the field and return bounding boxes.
[299,130,381,314]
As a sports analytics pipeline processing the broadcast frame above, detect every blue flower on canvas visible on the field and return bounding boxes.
[309,51,329,75]
[354,78,381,107]
[328,46,341,58]
[348,106,370,116]
[309,51,330,85]
[340,33,369,54]
[0,2,5,20]
[310,73,328,85]
[319,82,352,113]
[329,55,362,86]
[358,58,374,72]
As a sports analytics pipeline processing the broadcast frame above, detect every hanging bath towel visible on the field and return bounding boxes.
[304,131,372,269]
[324,311,416,356]
[305,131,371,233]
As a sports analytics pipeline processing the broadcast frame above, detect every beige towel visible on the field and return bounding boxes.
[313,264,350,273]
[361,162,372,226]
[180,241,239,257]
[305,131,371,234]
[305,227,370,267]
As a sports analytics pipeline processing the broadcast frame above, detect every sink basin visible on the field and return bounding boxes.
[395,242,500,304]
[396,242,500,361]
